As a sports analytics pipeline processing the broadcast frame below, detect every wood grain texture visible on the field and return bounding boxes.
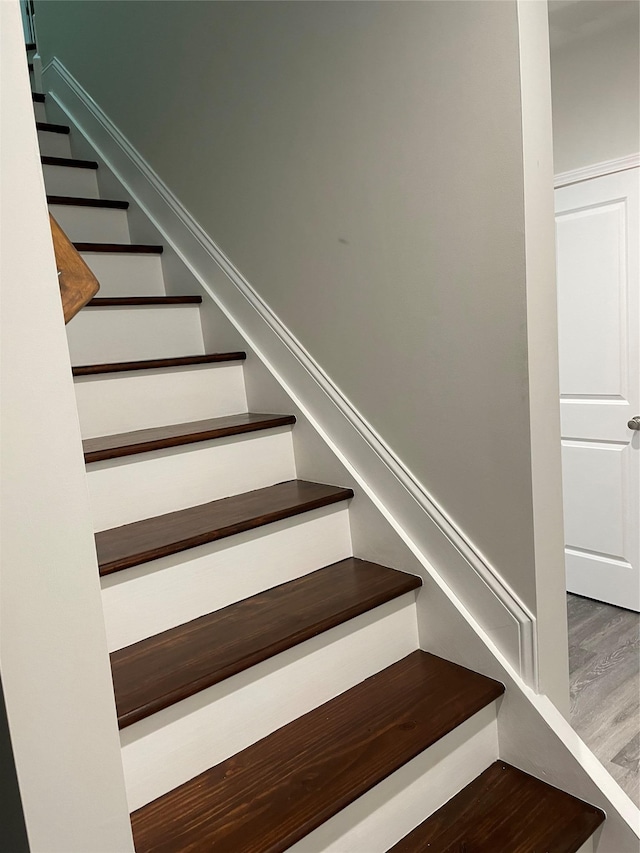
[568,593,640,805]
[41,155,97,169]
[112,558,421,728]
[389,761,604,853]
[72,352,246,376]
[74,242,163,254]
[36,121,70,134]
[47,195,129,209]
[50,214,100,324]
[130,651,504,853]
[96,480,354,577]
[83,412,296,463]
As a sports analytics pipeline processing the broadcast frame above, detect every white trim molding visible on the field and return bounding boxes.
[555,153,640,188]
[43,57,538,688]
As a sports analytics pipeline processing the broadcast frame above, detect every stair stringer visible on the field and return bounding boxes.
[41,59,640,851]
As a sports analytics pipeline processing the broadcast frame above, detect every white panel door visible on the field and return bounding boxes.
[555,168,640,611]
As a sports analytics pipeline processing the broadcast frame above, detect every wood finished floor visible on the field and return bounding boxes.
[568,593,640,807]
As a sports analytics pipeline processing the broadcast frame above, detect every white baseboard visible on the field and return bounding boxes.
[555,154,640,188]
[44,56,537,686]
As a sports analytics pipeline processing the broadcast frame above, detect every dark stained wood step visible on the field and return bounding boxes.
[83,412,296,463]
[388,761,605,853]
[32,92,45,102]
[47,195,129,210]
[74,242,163,254]
[87,296,202,307]
[113,558,422,729]
[41,155,98,170]
[72,352,246,377]
[96,480,354,577]
[36,121,70,134]
[131,650,504,852]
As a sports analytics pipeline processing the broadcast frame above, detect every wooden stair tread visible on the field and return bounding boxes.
[47,195,129,209]
[74,242,163,254]
[388,761,605,853]
[87,296,202,307]
[131,650,504,852]
[31,91,45,102]
[96,479,354,576]
[72,352,246,376]
[112,558,422,728]
[83,412,296,463]
[36,121,70,134]
[40,155,98,169]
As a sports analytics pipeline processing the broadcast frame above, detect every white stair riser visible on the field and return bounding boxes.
[74,362,247,439]
[288,704,499,853]
[66,304,205,365]
[88,427,296,531]
[37,130,71,159]
[33,101,47,122]
[80,253,165,296]
[121,593,419,811]
[42,163,99,198]
[102,505,352,651]
[48,204,130,244]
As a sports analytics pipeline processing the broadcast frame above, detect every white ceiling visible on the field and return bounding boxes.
[548,0,640,50]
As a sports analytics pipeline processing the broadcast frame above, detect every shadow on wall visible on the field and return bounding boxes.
[0,676,30,853]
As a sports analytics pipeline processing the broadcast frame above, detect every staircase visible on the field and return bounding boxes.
[33,75,606,852]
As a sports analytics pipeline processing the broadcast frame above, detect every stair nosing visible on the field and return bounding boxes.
[388,760,606,853]
[86,296,202,307]
[32,91,45,102]
[96,480,354,576]
[83,413,297,463]
[130,651,505,852]
[74,242,163,254]
[72,352,246,377]
[47,195,130,210]
[112,558,422,728]
[40,155,98,170]
[36,121,70,134]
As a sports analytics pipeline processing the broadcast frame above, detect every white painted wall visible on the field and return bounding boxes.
[0,3,133,850]
[549,0,640,172]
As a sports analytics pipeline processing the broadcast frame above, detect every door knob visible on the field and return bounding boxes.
[629,416,640,430]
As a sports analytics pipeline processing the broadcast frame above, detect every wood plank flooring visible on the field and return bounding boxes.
[388,761,604,853]
[567,593,640,806]
[95,480,354,576]
[131,651,504,852]
[111,559,421,728]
